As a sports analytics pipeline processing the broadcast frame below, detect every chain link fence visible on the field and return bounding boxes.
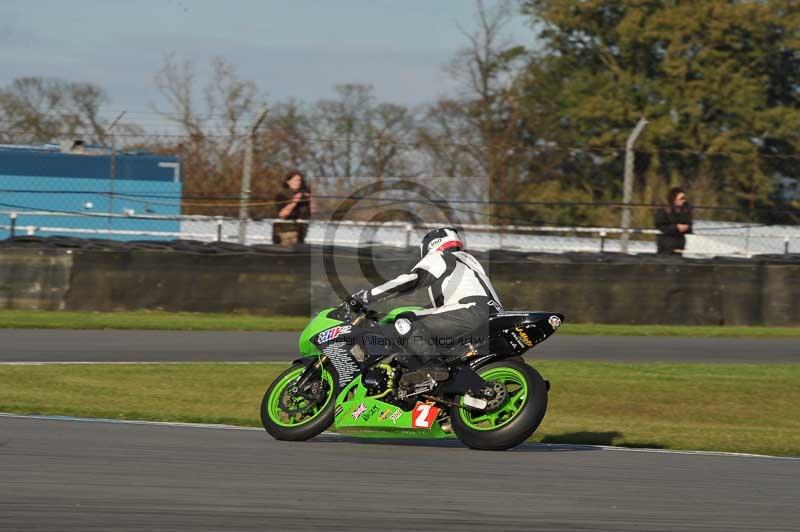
[2,141,799,257]
[4,211,800,258]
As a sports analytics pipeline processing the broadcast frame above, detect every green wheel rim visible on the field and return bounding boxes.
[459,366,529,431]
[267,366,334,428]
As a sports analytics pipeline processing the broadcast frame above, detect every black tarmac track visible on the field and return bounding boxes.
[1,415,797,532]
[0,329,798,363]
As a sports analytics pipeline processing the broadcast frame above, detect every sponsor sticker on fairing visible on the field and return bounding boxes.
[318,325,352,343]
[514,326,534,347]
[351,402,367,420]
[389,409,403,424]
[362,405,380,422]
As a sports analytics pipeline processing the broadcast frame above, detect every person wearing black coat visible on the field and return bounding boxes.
[273,171,315,245]
[654,187,693,254]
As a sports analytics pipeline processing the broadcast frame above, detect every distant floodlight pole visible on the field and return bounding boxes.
[238,105,269,244]
[620,117,648,254]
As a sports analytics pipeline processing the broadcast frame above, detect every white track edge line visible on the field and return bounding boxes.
[0,412,263,431]
[1,412,797,461]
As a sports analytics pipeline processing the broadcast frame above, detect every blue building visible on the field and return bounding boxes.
[0,143,182,240]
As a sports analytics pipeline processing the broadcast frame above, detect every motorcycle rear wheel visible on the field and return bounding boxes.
[451,357,548,451]
[261,363,335,441]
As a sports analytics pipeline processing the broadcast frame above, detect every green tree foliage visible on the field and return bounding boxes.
[4,2,799,228]
[518,0,800,225]
[415,1,532,224]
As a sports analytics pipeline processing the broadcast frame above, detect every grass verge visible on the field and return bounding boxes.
[0,361,797,456]
[0,310,308,331]
[562,323,800,337]
[1,310,799,337]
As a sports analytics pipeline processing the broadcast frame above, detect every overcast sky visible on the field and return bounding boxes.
[0,0,536,122]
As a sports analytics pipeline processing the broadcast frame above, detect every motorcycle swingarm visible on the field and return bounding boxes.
[438,366,490,397]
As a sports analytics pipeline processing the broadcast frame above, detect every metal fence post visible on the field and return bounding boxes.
[238,105,269,245]
[107,111,126,236]
[404,223,413,248]
[620,117,648,254]
[216,217,224,242]
[600,230,606,253]
[9,212,17,238]
[745,226,751,257]
[785,237,790,255]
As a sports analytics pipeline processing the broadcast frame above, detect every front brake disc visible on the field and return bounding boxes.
[279,381,323,415]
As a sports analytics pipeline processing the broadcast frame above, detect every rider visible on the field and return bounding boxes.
[347,227,503,379]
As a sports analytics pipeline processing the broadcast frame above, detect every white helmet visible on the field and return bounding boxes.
[419,227,463,258]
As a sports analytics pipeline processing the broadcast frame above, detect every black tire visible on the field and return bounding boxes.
[450,357,548,451]
[260,363,336,441]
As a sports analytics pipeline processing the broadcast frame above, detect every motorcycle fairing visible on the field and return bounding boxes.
[298,306,425,358]
[333,377,451,439]
[488,311,565,356]
[378,306,425,324]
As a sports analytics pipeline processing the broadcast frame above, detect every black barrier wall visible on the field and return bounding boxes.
[1,239,799,325]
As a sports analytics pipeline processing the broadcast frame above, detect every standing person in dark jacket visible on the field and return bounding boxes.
[654,187,693,254]
[273,171,315,245]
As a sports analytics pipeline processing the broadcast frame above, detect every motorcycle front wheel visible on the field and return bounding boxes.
[261,363,335,441]
[451,357,548,451]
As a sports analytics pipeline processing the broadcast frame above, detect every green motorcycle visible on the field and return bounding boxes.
[261,304,563,451]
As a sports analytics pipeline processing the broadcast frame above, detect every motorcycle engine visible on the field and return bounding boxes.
[363,365,390,397]
[363,363,411,408]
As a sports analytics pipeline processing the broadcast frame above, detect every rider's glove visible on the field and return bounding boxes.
[346,289,370,310]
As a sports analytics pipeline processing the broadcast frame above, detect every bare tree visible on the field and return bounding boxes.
[306,84,416,186]
[417,99,483,177]
[258,100,313,173]
[151,54,263,215]
[305,84,373,180]
[418,0,528,221]
[364,102,416,181]
[153,54,260,152]
[0,77,129,145]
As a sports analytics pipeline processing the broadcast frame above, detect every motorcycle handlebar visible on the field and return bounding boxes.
[338,301,380,326]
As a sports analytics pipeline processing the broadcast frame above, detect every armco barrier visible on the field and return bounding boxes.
[0,247,72,310]
[1,238,799,325]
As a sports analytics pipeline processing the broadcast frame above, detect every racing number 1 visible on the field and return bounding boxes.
[412,403,440,429]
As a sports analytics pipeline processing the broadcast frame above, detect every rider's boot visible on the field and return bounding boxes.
[395,320,449,386]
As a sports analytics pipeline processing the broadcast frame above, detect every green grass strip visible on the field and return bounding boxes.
[560,323,800,337]
[0,361,797,456]
[0,310,308,331]
[1,310,799,337]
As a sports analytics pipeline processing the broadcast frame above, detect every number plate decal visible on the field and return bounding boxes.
[411,403,440,429]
